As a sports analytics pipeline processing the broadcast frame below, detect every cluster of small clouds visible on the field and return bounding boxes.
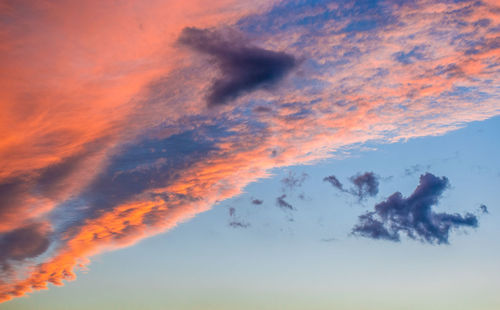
[228,207,251,228]
[281,172,308,192]
[229,170,486,246]
[323,172,380,200]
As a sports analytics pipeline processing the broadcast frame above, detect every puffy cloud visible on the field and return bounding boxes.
[350,172,379,200]
[178,27,297,106]
[352,173,479,244]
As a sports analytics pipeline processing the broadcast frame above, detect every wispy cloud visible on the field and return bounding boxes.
[323,171,380,200]
[281,171,308,192]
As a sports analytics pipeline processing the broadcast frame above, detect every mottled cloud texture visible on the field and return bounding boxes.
[1,0,499,302]
[352,173,479,244]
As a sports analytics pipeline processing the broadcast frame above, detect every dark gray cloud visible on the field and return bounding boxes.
[251,198,263,205]
[352,173,479,244]
[323,172,379,200]
[229,207,236,217]
[323,175,344,191]
[480,204,489,214]
[276,194,294,210]
[178,27,297,106]
[350,172,379,200]
[0,223,51,271]
[281,172,308,192]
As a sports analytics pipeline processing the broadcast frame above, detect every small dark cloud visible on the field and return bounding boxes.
[323,175,345,191]
[178,27,297,106]
[276,194,294,210]
[352,173,479,244]
[323,172,379,200]
[228,207,236,217]
[480,204,489,214]
[281,171,308,192]
[0,223,51,271]
[251,198,263,205]
[350,172,379,200]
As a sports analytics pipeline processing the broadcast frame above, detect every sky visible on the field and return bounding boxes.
[0,0,499,309]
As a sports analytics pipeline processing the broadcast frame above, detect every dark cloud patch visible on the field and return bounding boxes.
[228,207,236,217]
[0,140,106,232]
[350,172,379,200]
[323,175,345,191]
[480,204,489,214]
[323,172,379,200]
[178,27,297,106]
[251,198,263,205]
[0,223,51,271]
[352,173,479,244]
[228,221,251,228]
[276,194,294,210]
[281,172,308,192]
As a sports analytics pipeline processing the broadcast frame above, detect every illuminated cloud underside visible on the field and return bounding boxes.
[0,0,499,302]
